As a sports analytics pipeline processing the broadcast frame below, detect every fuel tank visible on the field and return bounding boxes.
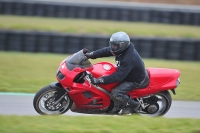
[90,62,119,92]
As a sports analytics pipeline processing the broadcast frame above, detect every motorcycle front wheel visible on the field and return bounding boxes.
[138,90,172,117]
[33,85,72,115]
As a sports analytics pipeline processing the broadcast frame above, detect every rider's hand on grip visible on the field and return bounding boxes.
[83,48,93,59]
[88,74,104,85]
[85,52,93,59]
[83,48,89,54]
[88,74,97,85]
[91,78,100,85]
[83,48,91,59]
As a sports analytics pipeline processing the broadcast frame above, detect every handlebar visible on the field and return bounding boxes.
[88,73,94,80]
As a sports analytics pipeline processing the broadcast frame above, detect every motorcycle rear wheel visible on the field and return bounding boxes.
[33,85,72,115]
[139,90,172,117]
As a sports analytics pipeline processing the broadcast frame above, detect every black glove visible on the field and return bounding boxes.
[83,48,93,59]
[90,77,104,85]
[85,52,93,59]
[83,48,89,54]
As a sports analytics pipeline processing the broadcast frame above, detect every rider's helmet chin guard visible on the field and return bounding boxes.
[109,31,130,55]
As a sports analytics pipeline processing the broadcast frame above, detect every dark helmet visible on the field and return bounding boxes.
[109,31,130,55]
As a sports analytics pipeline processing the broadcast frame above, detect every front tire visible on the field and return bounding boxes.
[33,85,72,115]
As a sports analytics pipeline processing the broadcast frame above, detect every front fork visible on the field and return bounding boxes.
[50,82,70,106]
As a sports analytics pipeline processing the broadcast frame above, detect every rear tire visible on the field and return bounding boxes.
[33,85,72,115]
[139,90,172,117]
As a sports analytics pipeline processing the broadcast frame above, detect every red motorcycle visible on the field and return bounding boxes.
[33,50,180,116]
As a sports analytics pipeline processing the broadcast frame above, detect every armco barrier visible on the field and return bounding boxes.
[0,30,200,61]
[0,0,200,26]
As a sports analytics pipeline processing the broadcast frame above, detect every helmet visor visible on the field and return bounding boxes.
[109,41,126,53]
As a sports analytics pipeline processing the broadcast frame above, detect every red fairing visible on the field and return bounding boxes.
[57,59,93,88]
[67,80,110,110]
[56,61,77,88]
[56,59,111,111]
[148,68,180,88]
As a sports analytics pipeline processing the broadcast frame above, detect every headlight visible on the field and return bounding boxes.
[57,71,65,80]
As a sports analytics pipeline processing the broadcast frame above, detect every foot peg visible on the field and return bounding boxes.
[121,102,140,114]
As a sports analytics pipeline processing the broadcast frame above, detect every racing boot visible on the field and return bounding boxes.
[122,98,140,114]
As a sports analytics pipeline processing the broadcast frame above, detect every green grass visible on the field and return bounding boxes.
[0,115,200,133]
[0,52,200,101]
[0,15,200,38]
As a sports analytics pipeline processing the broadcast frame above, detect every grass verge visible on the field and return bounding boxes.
[0,15,200,38]
[0,52,200,101]
[0,115,200,133]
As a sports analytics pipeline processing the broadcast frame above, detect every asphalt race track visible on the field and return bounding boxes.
[0,93,200,118]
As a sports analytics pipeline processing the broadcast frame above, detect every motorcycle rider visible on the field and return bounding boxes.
[85,31,149,114]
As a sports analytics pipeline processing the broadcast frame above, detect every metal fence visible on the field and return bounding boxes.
[0,0,200,26]
[0,30,199,61]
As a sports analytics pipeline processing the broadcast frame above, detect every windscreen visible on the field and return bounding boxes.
[66,50,93,71]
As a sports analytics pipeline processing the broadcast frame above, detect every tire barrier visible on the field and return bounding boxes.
[0,30,200,61]
[0,0,200,26]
